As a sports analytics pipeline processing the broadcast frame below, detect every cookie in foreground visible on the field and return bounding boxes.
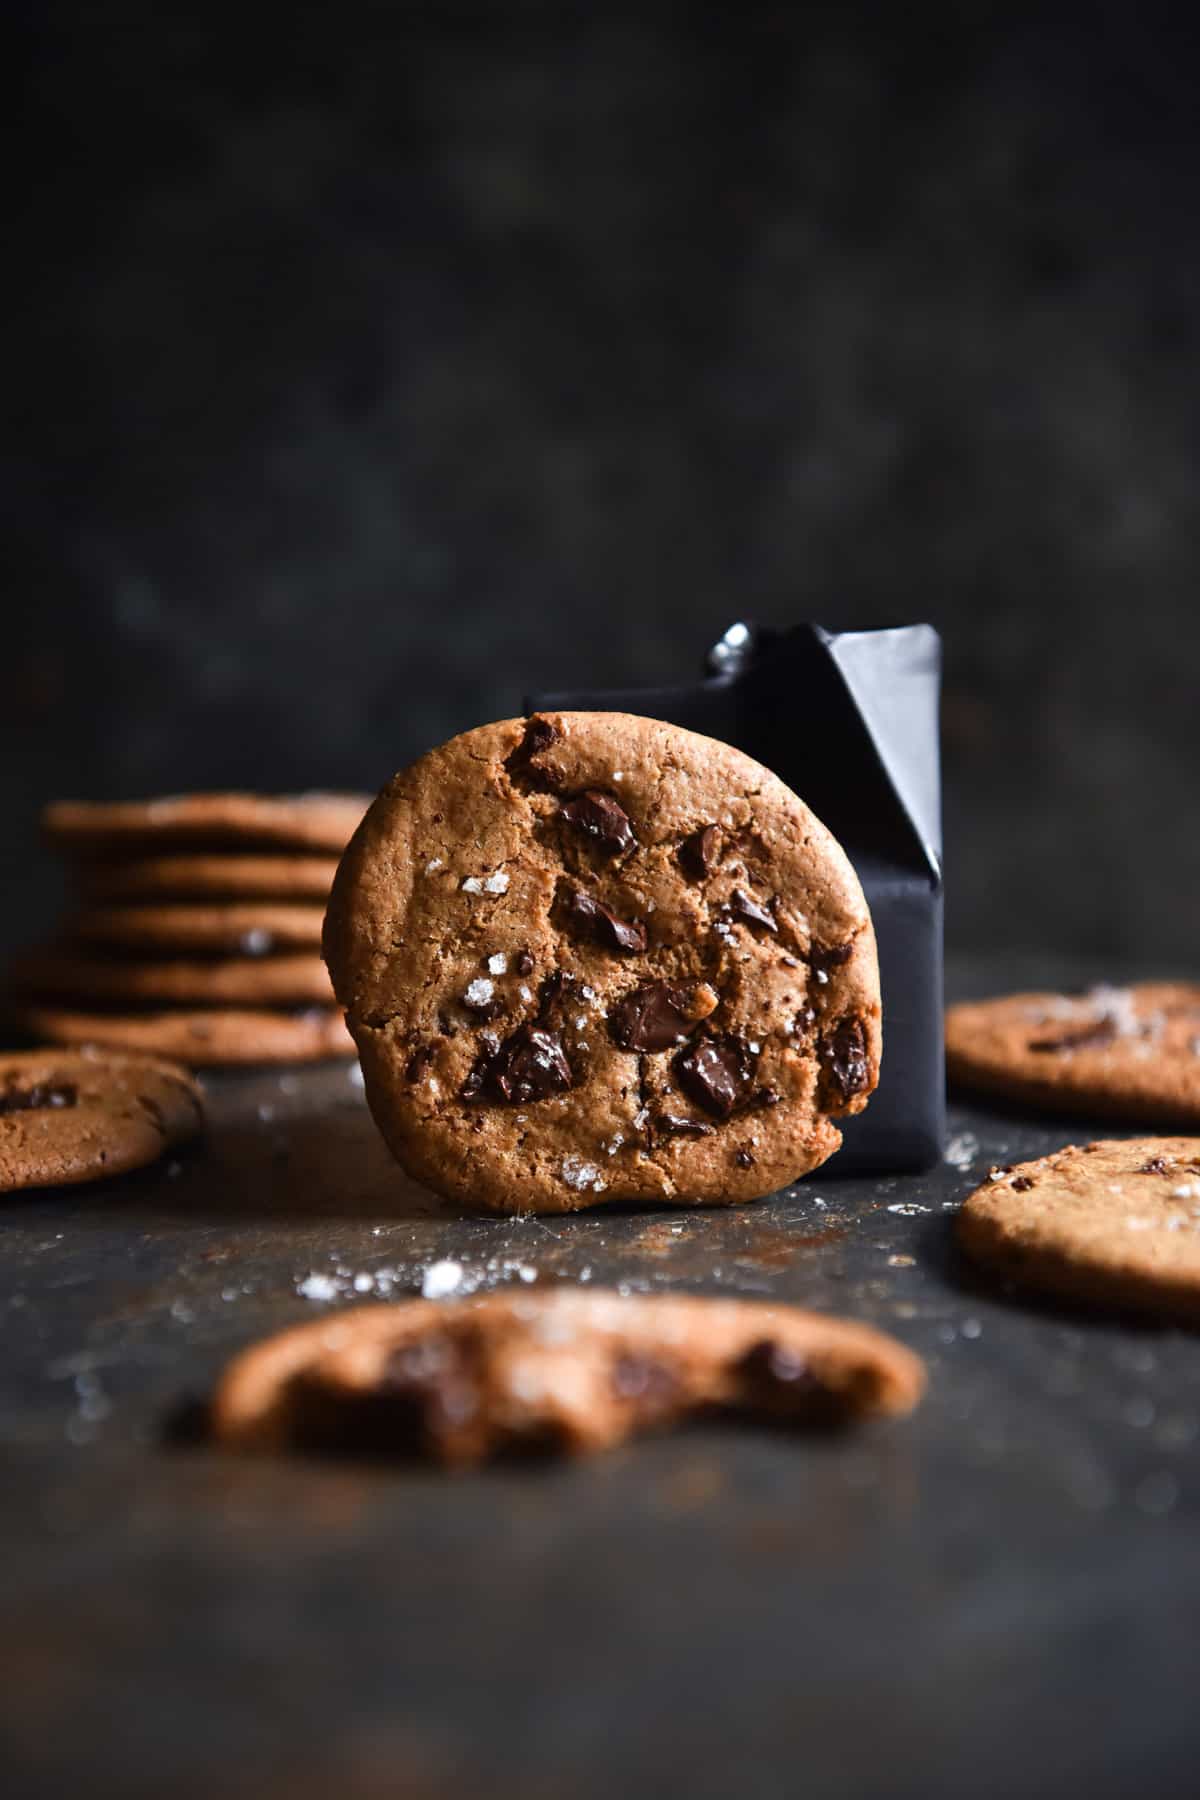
[957,1137,1200,1322]
[0,1047,203,1190]
[945,983,1200,1124]
[324,711,881,1213]
[211,1289,925,1465]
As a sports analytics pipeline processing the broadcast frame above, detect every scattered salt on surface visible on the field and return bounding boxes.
[487,953,508,975]
[464,978,495,1007]
[421,1260,464,1300]
[297,1273,340,1302]
[943,1131,979,1171]
[887,1202,930,1216]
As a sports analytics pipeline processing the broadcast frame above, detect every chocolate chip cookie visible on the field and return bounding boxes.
[957,1138,1200,1322]
[15,948,335,1007]
[16,1004,352,1066]
[43,792,369,856]
[211,1289,925,1464]
[78,853,341,903]
[70,902,326,956]
[946,983,1200,1124]
[324,711,880,1213]
[0,1047,203,1190]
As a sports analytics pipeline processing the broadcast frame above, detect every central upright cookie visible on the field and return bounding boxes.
[324,712,881,1213]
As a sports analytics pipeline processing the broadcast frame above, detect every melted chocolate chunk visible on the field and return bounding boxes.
[652,1110,715,1141]
[735,1148,755,1169]
[515,949,535,977]
[609,982,700,1053]
[673,1035,756,1118]
[678,824,720,881]
[819,1017,870,1102]
[561,885,647,955]
[0,1081,78,1115]
[812,941,854,969]
[1011,1175,1035,1192]
[1028,1018,1118,1053]
[728,889,778,934]
[405,1044,437,1083]
[560,790,637,856]
[1141,1157,1170,1176]
[461,1021,573,1106]
[535,969,579,1027]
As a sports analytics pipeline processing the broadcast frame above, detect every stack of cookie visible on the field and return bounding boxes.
[12,793,369,1066]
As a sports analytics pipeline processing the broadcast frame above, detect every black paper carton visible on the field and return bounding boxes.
[531,621,944,1173]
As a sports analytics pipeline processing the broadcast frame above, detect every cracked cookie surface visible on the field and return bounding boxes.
[323,711,880,1213]
[957,1137,1200,1322]
[0,1047,203,1190]
[946,983,1200,1124]
[211,1289,924,1464]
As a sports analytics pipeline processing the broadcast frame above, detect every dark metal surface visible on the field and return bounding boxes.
[3,963,1200,1799]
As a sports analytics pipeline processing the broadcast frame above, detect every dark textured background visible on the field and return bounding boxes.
[8,1,1200,962]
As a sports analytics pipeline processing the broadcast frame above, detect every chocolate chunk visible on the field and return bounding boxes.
[461,1020,573,1106]
[673,1035,756,1118]
[515,949,535,977]
[505,715,562,780]
[652,1110,715,1141]
[561,885,647,955]
[405,1044,436,1083]
[0,1081,78,1115]
[749,1086,781,1110]
[679,825,720,881]
[1141,1157,1170,1176]
[609,982,701,1053]
[728,889,778,933]
[735,1148,755,1169]
[793,1004,818,1039]
[812,941,854,969]
[535,969,579,1028]
[819,1017,870,1102]
[1028,1018,1117,1053]
[611,1354,677,1406]
[519,716,559,758]
[1011,1175,1035,1192]
[560,790,637,856]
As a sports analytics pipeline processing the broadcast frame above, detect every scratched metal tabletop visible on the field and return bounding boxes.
[3,956,1198,1800]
